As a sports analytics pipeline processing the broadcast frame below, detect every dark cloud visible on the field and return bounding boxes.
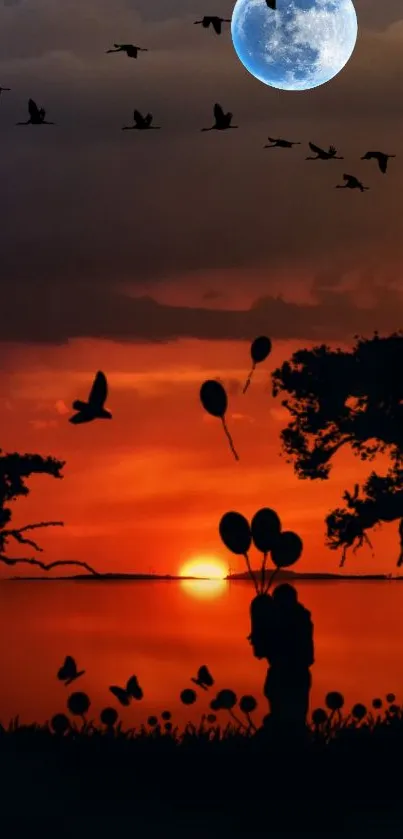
[0,1,402,343]
[2,277,403,344]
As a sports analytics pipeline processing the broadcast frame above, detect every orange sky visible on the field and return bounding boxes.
[1,2,403,578]
[1,335,399,578]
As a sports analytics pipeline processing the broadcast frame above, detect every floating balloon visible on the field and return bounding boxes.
[251,507,282,554]
[219,511,257,593]
[219,511,251,555]
[251,507,282,592]
[271,531,303,568]
[200,379,239,461]
[243,336,272,394]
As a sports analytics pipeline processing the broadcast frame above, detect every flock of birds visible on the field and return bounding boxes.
[0,8,394,191]
[265,139,396,191]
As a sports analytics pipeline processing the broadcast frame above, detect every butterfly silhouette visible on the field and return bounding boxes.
[191,665,214,691]
[57,656,85,687]
[109,675,143,706]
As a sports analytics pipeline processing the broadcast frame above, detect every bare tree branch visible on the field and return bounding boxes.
[2,521,64,552]
[0,554,101,577]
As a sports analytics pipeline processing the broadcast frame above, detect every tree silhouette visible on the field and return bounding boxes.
[271,332,403,566]
[0,449,99,576]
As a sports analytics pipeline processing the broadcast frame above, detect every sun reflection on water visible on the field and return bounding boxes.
[180,578,228,599]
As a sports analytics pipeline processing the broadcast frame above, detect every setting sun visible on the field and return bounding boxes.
[179,557,228,580]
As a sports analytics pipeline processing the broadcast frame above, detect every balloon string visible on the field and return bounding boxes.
[221,417,239,461]
[242,363,256,395]
[243,552,259,594]
[260,551,268,594]
[265,566,279,595]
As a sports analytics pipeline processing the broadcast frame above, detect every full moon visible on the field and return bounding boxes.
[231,0,358,91]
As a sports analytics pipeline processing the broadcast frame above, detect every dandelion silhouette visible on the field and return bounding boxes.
[251,507,282,593]
[239,695,258,731]
[352,703,367,722]
[161,710,172,721]
[312,708,328,727]
[386,693,396,704]
[325,691,344,724]
[207,713,217,724]
[50,713,70,735]
[219,511,257,592]
[200,379,239,460]
[164,722,173,732]
[100,707,118,729]
[372,698,382,710]
[214,689,245,729]
[191,665,214,691]
[180,688,197,705]
[147,715,158,727]
[209,698,220,712]
[243,336,272,394]
[109,675,143,706]
[57,655,85,687]
[67,691,91,724]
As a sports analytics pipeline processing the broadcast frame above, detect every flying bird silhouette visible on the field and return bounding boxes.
[16,99,54,125]
[69,371,112,424]
[361,150,395,174]
[201,103,237,131]
[193,16,231,34]
[122,109,160,130]
[264,137,300,148]
[106,43,148,59]
[306,142,343,160]
[335,174,369,192]
[191,665,214,691]
[109,675,143,706]
[57,656,85,686]
[0,86,10,96]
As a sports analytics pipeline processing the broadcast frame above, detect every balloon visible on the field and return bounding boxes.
[251,336,272,364]
[200,379,239,461]
[270,531,303,568]
[219,511,252,555]
[243,335,272,394]
[251,507,282,554]
[200,379,227,418]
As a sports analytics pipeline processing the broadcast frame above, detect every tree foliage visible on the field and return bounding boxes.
[271,332,403,566]
[0,449,99,576]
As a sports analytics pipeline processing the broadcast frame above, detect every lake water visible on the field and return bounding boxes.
[0,579,402,729]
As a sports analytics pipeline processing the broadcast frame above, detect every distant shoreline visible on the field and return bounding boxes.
[4,570,403,582]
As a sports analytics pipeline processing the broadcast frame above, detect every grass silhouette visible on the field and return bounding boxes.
[2,683,403,834]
